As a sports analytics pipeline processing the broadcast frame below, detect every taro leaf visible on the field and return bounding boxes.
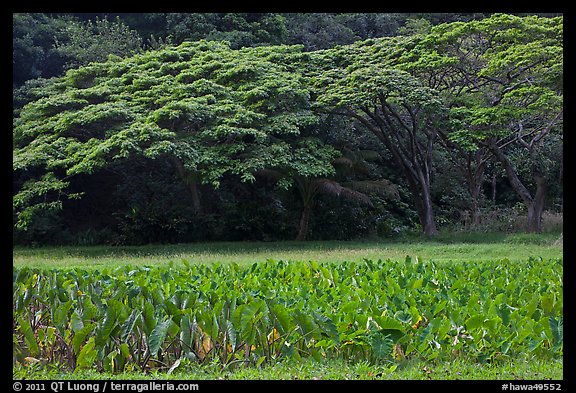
[484,317,501,333]
[142,301,157,335]
[433,300,447,317]
[270,302,294,334]
[70,310,84,333]
[373,315,406,343]
[179,315,197,355]
[394,310,412,324]
[52,299,73,334]
[233,299,266,343]
[465,314,484,330]
[292,309,320,343]
[119,342,131,363]
[549,316,563,346]
[121,310,141,342]
[527,337,543,352]
[437,318,451,339]
[148,319,171,357]
[501,340,512,355]
[72,323,96,355]
[368,331,392,360]
[75,337,97,370]
[167,319,180,337]
[164,299,182,324]
[96,303,119,346]
[374,315,405,332]
[411,278,424,290]
[313,312,339,344]
[18,317,40,357]
[541,294,555,316]
[256,355,266,368]
[497,304,511,325]
[225,319,238,350]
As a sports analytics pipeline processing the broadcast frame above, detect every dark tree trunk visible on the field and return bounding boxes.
[491,172,497,207]
[421,185,438,236]
[296,204,312,241]
[171,156,202,213]
[487,140,547,233]
[526,173,547,233]
[341,105,440,236]
[469,150,486,226]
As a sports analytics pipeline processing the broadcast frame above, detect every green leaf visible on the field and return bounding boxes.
[433,300,447,317]
[70,310,84,333]
[256,356,266,368]
[96,304,118,345]
[270,302,294,334]
[121,310,141,342]
[549,316,563,346]
[411,278,424,289]
[541,294,555,316]
[76,337,97,370]
[148,319,171,357]
[373,315,406,332]
[18,317,40,357]
[225,320,238,350]
[142,301,156,335]
[368,331,392,360]
[465,314,484,330]
[72,323,96,356]
[313,312,339,345]
[292,309,319,343]
[233,299,266,343]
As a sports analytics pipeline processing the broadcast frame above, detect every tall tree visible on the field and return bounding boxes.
[13,41,335,232]
[401,13,563,232]
[306,39,447,235]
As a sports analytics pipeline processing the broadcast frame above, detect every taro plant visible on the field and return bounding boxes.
[13,256,562,373]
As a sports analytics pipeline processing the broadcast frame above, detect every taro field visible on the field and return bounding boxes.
[13,256,563,377]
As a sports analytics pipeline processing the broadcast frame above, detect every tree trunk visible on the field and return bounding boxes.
[406,176,438,236]
[487,140,547,233]
[171,156,202,213]
[421,188,438,236]
[491,172,497,207]
[526,173,547,233]
[296,204,312,241]
[348,110,439,236]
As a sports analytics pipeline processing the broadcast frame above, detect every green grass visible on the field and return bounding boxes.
[14,356,562,380]
[13,231,563,269]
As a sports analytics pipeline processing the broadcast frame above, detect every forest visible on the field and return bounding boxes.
[13,13,563,245]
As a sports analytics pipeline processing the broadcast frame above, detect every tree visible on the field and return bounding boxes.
[307,39,448,235]
[13,14,143,88]
[402,13,563,232]
[52,16,143,71]
[13,13,72,87]
[13,41,334,233]
[257,146,399,241]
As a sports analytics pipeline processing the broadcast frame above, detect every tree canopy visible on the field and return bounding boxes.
[13,13,563,244]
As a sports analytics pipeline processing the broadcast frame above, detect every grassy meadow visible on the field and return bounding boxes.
[13,231,563,269]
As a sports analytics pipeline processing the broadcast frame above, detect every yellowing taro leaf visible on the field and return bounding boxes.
[267,327,280,344]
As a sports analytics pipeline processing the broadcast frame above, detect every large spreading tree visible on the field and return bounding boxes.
[13,41,338,233]
[306,37,448,235]
[399,13,563,232]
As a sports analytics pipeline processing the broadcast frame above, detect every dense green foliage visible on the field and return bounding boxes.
[13,13,563,244]
[13,256,562,373]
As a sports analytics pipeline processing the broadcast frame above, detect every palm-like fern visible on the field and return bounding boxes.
[258,149,399,240]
